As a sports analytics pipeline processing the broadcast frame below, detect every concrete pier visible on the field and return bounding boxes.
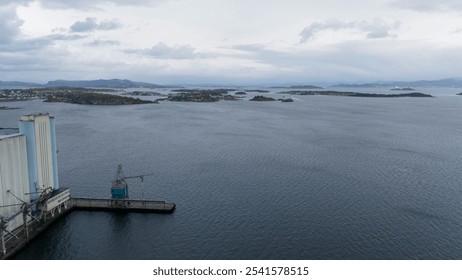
[71,198,176,213]
[1,204,72,260]
[1,197,175,259]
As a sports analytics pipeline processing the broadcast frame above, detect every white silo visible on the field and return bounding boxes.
[18,113,59,200]
[0,134,31,232]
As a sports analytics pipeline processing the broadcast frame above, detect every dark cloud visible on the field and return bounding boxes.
[70,18,121,33]
[299,19,400,43]
[125,42,211,60]
[390,0,462,12]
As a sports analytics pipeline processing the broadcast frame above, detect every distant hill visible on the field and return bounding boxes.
[332,78,462,88]
[0,81,41,87]
[289,85,323,89]
[46,79,174,89]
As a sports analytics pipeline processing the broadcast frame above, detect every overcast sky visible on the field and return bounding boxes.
[1,0,461,85]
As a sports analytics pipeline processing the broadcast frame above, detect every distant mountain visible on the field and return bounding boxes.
[289,85,323,89]
[46,79,174,89]
[0,81,41,87]
[332,78,462,88]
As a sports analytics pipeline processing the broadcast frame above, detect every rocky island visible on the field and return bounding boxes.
[279,90,433,98]
[122,91,165,97]
[0,106,19,110]
[242,89,270,93]
[0,88,156,105]
[167,89,238,102]
[250,95,276,101]
[45,91,155,105]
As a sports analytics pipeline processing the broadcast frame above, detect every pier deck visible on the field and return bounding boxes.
[71,198,176,213]
[1,197,175,259]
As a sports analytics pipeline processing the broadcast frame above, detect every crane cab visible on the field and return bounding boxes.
[111,165,129,199]
[111,178,128,199]
[110,164,153,200]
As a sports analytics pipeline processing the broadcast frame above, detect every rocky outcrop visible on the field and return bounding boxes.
[168,92,221,102]
[167,89,240,102]
[223,95,239,101]
[243,89,270,93]
[0,106,19,110]
[250,95,276,101]
[122,91,165,96]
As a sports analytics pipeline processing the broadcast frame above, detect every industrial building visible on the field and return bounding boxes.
[1,113,174,259]
[0,113,70,256]
[0,133,30,231]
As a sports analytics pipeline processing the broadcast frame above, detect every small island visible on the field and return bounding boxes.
[457,93,462,96]
[167,89,238,102]
[243,89,270,93]
[0,106,19,110]
[250,95,276,101]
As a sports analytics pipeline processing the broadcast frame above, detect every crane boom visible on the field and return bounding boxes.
[122,174,154,180]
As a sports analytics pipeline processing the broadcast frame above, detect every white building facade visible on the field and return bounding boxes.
[0,113,59,232]
[0,134,30,231]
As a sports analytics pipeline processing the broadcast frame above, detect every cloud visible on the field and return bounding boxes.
[37,0,169,10]
[226,40,462,83]
[85,39,120,47]
[0,35,86,53]
[70,17,121,33]
[299,19,400,43]
[390,0,462,12]
[125,42,211,60]
[0,6,24,44]
[0,5,84,52]
[0,0,32,5]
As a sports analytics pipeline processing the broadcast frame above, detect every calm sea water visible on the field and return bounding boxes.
[2,87,462,259]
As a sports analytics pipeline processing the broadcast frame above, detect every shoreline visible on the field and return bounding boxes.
[0,87,435,106]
